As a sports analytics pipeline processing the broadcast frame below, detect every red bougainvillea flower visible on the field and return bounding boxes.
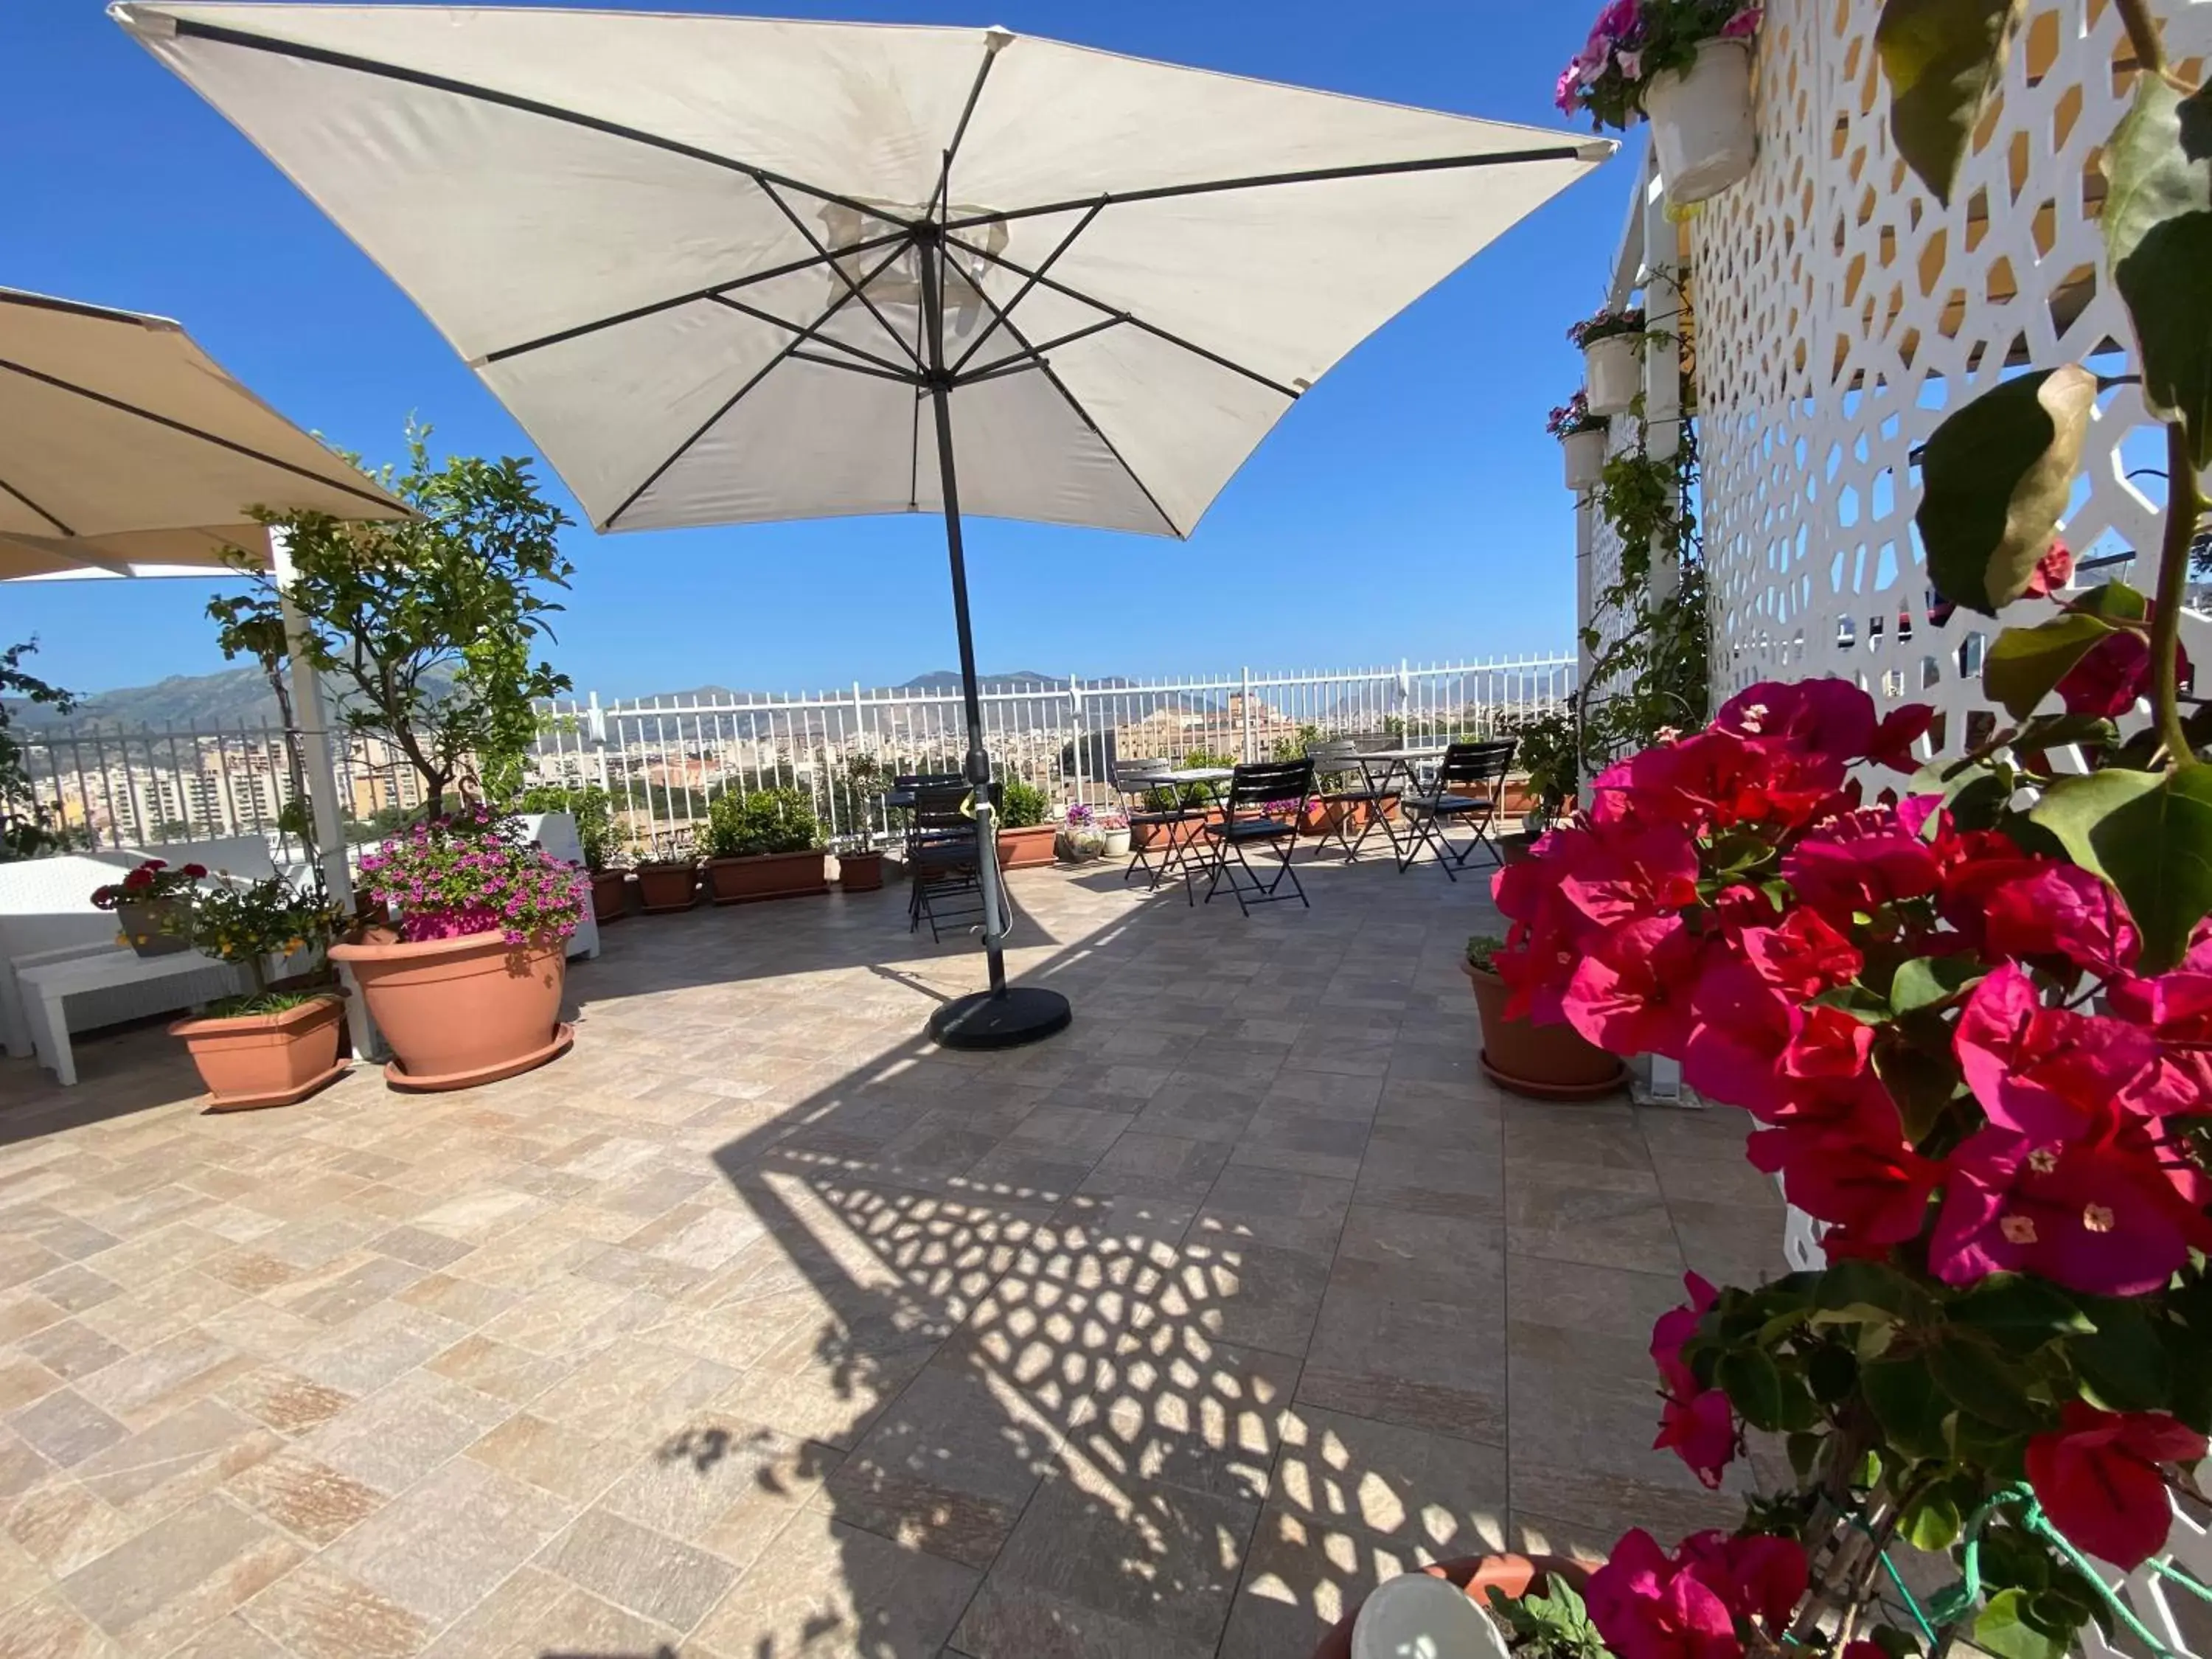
[2025,539,2075,599]
[1649,1271,1719,1400]
[2056,626,2192,719]
[1866,703,1937,773]
[1955,964,2180,1132]
[1557,823,1703,934]
[1736,908,1863,999]
[1980,861,2142,979]
[2026,1404,2206,1569]
[1655,1389,1739,1492]
[1674,1532,1809,1632]
[1747,1074,1938,1245]
[2108,958,2212,1102]
[1565,915,1705,1060]
[1781,1004,1876,1080]
[1782,807,1941,919]
[1717,679,1876,757]
[1683,962,1801,1119]
[1929,1121,2212,1295]
[1595,726,1847,838]
[1587,1529,1742,1659]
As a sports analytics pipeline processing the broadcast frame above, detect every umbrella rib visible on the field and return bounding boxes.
[603,239,914,530]
[477,228,914,366]
[706,294,918,379]
[955,282,1180,538]
[942,234,1301,400]
[0,355,402,516]
[162,15,908,226]
[787,349,923,386]
[956,315,1127,383]
[757,181,925,369]
[947,199,1107,378]
[0,473,74,537]
[940,145,1593,231]
[928,32,1005,223]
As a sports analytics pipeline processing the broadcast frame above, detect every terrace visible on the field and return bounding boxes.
[0,855,1780,1659]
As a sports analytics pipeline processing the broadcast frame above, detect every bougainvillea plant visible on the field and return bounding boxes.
[356,807,588,945]
[1556,1,1764,130]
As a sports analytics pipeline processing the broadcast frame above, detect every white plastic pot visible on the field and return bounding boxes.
[1643,38,1757,205]
[1352,1572,1511,1659]
[1582,330,1642,416]
[1562,426,1607,492]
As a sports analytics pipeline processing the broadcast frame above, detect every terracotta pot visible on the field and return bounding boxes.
[704,849,831,904]
[170,994,349,1112]
[116,898,190,958]
[838,850,886,892]
[996,823,1059,869]
[633,861,699,914]
[1130,807,1222,850]
[1312,1554,1592,1659]
[329,931,571,1092]
[1463,959,1626,1101]
[591,869,633,922]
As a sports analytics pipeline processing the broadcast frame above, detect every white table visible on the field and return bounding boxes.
[1330,747,1446,865]
[1124,768,1235,892]
[17,944,251,1087]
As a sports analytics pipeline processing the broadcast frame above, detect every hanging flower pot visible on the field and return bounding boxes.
[1644,38,1758,205]
[1583,331,1642,415]
[1562,426,1608,492]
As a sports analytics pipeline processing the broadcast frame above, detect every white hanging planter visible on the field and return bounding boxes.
[1582,331,1643,416]
[1562,426,1608,492]
[1643,38,1758,206]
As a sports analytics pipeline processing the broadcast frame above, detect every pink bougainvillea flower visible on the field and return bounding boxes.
[1866,703,1937,773]
[1675,1532,1808,1631]
[1717,678,1876,757]
[1720,7,1764,39]
[1565,914,1705,1060]
[1649,1270,1719,1399]
[2026,1404,2206,1570]
[1981,860,2141,978]
[2056,626,2193,718]
[1655,1390,1739,1491]
[1749,1102,1939,1247]
[1556,66,1585,113]
[1557,822,1703,933]
[1736,908,1863,998]
[1929,1121,2212,1295]
[1780,1003,1875,1080]
[1782,807,1941,918]
[2108,959,2212,1102]
[1683,961,1800,1118]
[1596,726,1846,838]
[1588,1530,1743,1659]
[1955,964,2175,1133]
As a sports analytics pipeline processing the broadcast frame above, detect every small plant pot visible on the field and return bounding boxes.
[1101,827,1131,858]
[1056,830,1108,865]
[170,994,349,1112]
[996,824,1059,869]
[1562,425,1607,491]
[704,849,830,904]
[329,930,571,1093]
[1312,1554,1592,1659]
[1644,38,1758,205]
[1463,959,1626,1101]
[838,849,885,892]
[633,861,699,914]
[1582,330,1643,416]
[591,869,633,923]
[115,899,191,958]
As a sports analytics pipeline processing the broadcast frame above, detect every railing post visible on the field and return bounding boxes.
[1239,666,1253,762]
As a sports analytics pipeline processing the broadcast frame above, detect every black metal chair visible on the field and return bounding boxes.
[1397,740,1515,880]
[1113,757,1208,901]
[906,781,985,940]
[1200,757,1315,915]
[1304,737,1398,863]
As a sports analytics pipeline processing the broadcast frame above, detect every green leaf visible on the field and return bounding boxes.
[1874,0,2027,205]
[1917,366,2099,615]
[2031,763,2212,971]
[2104,76,2212,468]
[1716,1348,1787,1431]
[1983,613,2118,720]
[1864,1357,1951,1460]
[1814,1258,1933,1322]
[1891,955,1986,1013]
[1787,1430,1826,1481]
[2070,1300,2174,1411]
[1951,1274,2094,1352]
[1809,1343,1860,1403]
[1873,1037,1964,1142]
[1977,1590,2071,1659]
[1902,1485,1964,1551]
[2011,712,2124,753]
[1928,1335,2046,1430]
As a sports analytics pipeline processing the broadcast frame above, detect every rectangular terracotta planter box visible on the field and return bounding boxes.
[996,824,1059,869]
[634,862,698,914]
[1130,807,1222,850]
[705,850,831,903]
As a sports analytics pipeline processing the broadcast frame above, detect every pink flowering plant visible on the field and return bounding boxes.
[1550,391,1607,441]
[356,807,588,946]
[1557,1,1762,130]
[1571,306,1648,350]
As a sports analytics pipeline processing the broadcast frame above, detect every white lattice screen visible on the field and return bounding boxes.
[1677,0,2210,751]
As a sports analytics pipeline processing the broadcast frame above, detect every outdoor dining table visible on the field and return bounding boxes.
[1124,767,1235,891]
[1327,746,1447,866]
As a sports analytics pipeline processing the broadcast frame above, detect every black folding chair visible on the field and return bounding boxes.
[1304,737,1399,863]
[1200,758,1315,915]
[1113,757,1208,902]
[1397,740,1515,880]
[907,782,986,940]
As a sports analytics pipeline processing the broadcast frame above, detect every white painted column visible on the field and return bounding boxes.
[1641,173,1688,1108]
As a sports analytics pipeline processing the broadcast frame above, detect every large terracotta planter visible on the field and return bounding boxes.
[1312,1554,1592,1659]
[1463,959,1625,1101]
[838,850,886,892]
[704,849,830,904]
[591,869,633,923]
[170,994,349,1112]
[1645,38,1758,204]
[996,824,1058,869]
[634,861,699,914]
[1130,807,1222,851]
[329,931,571,1092]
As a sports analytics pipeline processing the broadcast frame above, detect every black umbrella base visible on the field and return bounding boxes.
[928,987,1073,1050]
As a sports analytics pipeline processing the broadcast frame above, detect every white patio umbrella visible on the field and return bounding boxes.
[115,3,1612,1046]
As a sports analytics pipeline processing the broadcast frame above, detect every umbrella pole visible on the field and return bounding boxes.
[918,226,1071,1050]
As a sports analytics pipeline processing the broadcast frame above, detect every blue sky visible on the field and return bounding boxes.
[4,0,1632,700]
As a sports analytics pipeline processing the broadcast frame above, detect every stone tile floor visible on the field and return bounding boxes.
[0,851,1783,1659]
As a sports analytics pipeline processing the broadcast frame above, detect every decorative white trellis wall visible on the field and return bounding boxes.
[1672,0,2211,750]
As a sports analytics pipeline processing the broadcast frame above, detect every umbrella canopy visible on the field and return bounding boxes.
[0,287,409,580]
[112,6,1609,541]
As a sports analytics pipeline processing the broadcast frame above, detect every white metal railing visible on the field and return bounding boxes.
[13,655,1576,856]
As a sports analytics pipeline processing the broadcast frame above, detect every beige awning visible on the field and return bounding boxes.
[0,286,410,580]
